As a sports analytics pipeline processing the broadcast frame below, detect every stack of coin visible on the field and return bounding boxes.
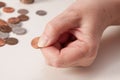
[0,1,48,48]
[0,19,19,46]
[20,0,34,4]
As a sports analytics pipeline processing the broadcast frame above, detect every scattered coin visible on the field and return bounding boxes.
[0,1,6,8]
[18,9,29,15]
[9,23,22,28]
[0,19,8,27]
[6,37,18,45]
[0,38,6,47]
[3,7,15,13]
[0,31,9,39]
[8,17,20,24]
[18,15,29,21]
[0,25,12,33]
[36,10,47,16]
[12,27,27,35]
[20,0,34,4]
[31,37,40,49]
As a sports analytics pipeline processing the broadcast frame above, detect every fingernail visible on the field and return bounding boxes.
[38,36,48,47]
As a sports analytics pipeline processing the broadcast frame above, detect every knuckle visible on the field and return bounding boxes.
[46,22,59,34]
[51,59,64,68]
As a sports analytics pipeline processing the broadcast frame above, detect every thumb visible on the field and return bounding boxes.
[38,13,80,47]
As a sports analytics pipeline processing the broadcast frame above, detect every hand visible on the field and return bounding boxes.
[38,0,120,68]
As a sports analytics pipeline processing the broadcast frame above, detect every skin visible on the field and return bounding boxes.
[38,0,120,68]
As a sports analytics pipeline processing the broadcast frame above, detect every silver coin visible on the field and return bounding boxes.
[8,23,22,28]
[12,27,27,35]
[0,31,9,39]
[36,10,47,16]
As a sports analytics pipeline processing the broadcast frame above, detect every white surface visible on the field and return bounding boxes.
[0,0,120,80]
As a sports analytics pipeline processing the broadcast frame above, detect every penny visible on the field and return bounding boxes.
[0,19,8,27]
[0,31,9,39]
[3,7,15,13]
[36,10,47,16]
[18,9,29,15]
[0,25,12,33]
[31,37,40,49]
[6,37,18,45]
[18,15,29,21]
[0,38,6,47]
[12,27,27,35]
[8,17,20,24]
[20,0,34,4]
[0,2,6,8]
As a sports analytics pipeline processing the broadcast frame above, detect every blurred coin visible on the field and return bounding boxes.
[6,38,18,45]
[18,15,29,21]
[18,9,29,15]
[0,19,8,27]
[31,37,40,49]
[8,17,20,24]
[20,0,34,4]
[0,2,6,8]
[3,7,15,13]
[0,25,12,33]
[36,10,47,16]
[0,38,6,47]
[0,31,9,39]
[8,23,22,28]
[6,37,18,45]
[12,27,27,35]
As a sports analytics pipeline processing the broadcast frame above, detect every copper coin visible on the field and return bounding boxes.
[3,7,15,13]
[0,25,12,33]
[0,38,6,47]
[0,19,8,27]
[20,0,34,4]
[6,37,18,45]
[18,15,29,21]
[8,17,20,24]
[18,9,29,15]
[31,37,40,49]
[0,2,6,8]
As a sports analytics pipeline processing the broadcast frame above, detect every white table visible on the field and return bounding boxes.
[0,0,120,80]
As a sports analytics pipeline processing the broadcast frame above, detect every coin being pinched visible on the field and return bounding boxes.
[31,37,40,49]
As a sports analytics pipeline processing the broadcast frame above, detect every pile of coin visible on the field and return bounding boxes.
[0,1,48,48]
[0,1,30,47]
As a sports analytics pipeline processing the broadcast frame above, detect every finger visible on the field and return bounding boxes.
[41,40,89,67]
[38,11,80,47]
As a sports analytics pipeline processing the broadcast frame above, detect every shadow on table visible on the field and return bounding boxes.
[66,26,120,76]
